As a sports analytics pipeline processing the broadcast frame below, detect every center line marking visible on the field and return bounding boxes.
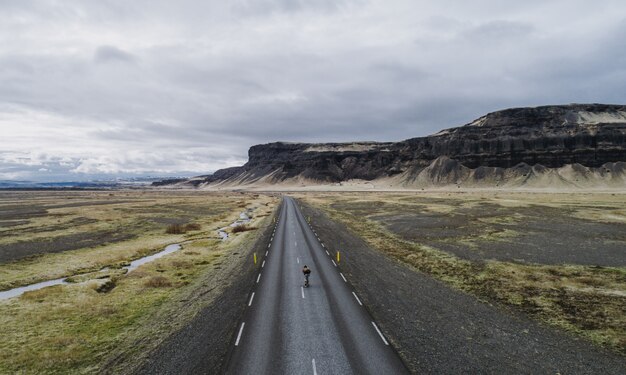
[312,359,317,375]
[256,273,261,283]
[372,322,389,345]
[262,260,265,268]
[295,241,297,247]
[297,257,300,264]
[301,286,305,298]
[248,292,255,306]
[235,322,245,346]
[352,292,363,305]
[340,273,347,282]
[332,260,337,267]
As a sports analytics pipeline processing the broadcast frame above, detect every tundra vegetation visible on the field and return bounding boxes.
[0,190,278,373]
[297,191,626,355]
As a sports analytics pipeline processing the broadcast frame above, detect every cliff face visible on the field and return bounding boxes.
[169,104,626,188]
[411,104,626,168]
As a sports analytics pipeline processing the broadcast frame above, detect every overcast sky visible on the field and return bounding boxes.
[1,0,625,181]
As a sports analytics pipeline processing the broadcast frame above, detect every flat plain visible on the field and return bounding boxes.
[297,191,626,355]
[0,190,278,374]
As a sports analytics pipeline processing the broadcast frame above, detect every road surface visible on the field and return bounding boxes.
[225,197,408,374]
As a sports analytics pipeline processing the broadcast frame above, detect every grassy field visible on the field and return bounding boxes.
[297,191,626,354]
[0,190,278,373]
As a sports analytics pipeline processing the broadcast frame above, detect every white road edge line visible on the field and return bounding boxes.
[325,250,330,256]
[301,286,305,299]
[332,260,337,267]
[256,273,261,283]
[372,322,389,345]
[312,359,317,375]
[262,260,265,268]
[352,292,363,306]
[235,322,245,346]
[321,243,325,248]
[248,292,255,306]
[265,250,268,256]
[340,273,347,282]
[268,243,271,248]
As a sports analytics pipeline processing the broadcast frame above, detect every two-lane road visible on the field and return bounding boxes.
[225,197,408,374]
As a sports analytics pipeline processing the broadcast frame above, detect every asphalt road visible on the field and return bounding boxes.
[225,197,408,374]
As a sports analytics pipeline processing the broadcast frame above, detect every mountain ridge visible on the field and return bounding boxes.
[155,104,626,189]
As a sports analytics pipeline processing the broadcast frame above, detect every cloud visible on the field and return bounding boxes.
[94,45,136,64]
[0,0,625,181]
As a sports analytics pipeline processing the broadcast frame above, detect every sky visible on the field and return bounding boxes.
[1,0,625,181]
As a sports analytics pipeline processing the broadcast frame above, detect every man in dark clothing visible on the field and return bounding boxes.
[302,265,311,287]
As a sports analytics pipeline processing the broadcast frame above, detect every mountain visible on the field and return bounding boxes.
[158,104,626,189]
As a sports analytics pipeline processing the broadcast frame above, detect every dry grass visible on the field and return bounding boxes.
[165,224,185,234]
[144,276,172,288]
[165,223,202,234]
[232,224,256,233]
[0,191,279,374]
[184,223,202,231]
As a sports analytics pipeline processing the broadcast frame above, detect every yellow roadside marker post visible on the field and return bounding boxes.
[336,251,340,263]
[254,253,257,264]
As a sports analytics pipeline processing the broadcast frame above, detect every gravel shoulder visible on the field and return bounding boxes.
[299,200,626,374]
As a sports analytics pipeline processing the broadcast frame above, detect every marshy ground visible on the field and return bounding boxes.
[0,190,278,373]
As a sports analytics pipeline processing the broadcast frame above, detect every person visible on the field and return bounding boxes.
[302,265,311,287]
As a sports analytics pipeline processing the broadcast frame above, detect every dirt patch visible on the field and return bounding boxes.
[0,230,137,263]
[0,205,48,220]
[337,200,626,266]
[0,220,30,228]
[9,217,99,236]
[299,200,626,374]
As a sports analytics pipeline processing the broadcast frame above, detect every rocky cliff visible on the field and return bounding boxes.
[163,104,626,189]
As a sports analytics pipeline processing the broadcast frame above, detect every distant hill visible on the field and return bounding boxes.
[1,177,176,189]
[157,104,626,189]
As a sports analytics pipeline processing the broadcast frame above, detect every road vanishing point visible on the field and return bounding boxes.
[225,197,408,374]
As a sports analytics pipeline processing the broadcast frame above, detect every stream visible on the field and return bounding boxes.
[0,243,182,301]
[2,209,254,301]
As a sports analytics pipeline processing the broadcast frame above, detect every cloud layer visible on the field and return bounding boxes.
[1,0,625,181]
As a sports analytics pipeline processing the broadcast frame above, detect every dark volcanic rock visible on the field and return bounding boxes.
[166,104,626,186]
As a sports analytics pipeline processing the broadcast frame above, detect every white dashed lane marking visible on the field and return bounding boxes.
[372,322,389,345]
[352,292,363,306]
[248,292,255,306]
[235,323,245,346]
